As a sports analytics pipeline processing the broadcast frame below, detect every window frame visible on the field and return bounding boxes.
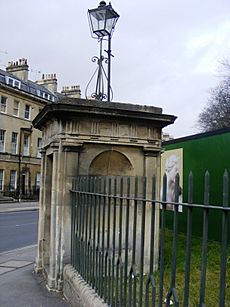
[0,169,4,191]
[0,96,7,113]
[35,172,41,189]
[24,104,31,120]
[23,134,30,156]
[6,76,21,89]
[37,138,42,158]
[11,132,18,154]
[10,170,17,191]
[13,100,20,117]
[0,130,5,152]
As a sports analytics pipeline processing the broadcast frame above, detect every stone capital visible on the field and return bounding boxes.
[50,141,59,151]
[63,144,82,152]
[40,148,46,157]
[143,147,160,157]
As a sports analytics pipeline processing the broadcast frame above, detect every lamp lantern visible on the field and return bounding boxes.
[86,2,119,102]
[88,1,119,38]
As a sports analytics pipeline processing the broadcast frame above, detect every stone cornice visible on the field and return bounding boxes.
[33,98,176,130]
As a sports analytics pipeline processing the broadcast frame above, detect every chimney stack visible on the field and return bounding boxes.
[36,73,58,94]
[61,85,81,98]
[6,58,29,81]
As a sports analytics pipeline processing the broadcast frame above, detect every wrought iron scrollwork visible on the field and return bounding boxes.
[85,38,113,101]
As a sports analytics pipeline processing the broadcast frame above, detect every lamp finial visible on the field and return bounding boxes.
[99,1,106,7]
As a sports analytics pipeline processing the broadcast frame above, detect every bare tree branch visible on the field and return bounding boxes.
[197,62,230,132]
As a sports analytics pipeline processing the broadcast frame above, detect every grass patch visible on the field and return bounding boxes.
[77,229,230,306]
[149,229,230,306]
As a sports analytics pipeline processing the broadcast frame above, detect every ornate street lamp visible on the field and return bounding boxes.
[86,1,119,102]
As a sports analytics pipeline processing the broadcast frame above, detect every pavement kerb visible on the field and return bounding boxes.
[0,207,39,213]
[0,244,37,257]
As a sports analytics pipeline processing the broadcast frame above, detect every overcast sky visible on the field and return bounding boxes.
[1,0,230,138]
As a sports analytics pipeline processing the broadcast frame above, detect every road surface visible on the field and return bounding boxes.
[0,210,38,253]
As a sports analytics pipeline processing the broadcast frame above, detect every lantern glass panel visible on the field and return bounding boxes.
[104,9,119,35]
[89,9,106,37]
[105,16,115,34]
[89,5,119,37]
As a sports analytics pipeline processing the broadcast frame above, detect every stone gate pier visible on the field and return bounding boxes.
[32,98,176,291]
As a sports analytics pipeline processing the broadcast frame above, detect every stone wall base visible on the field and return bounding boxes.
[63,264,108,307]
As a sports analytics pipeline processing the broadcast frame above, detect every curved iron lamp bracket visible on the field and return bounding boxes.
[85,39,113,101]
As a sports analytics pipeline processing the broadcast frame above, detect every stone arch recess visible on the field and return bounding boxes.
[89,150,133,176]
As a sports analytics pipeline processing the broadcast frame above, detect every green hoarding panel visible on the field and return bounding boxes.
[163,128,230,242]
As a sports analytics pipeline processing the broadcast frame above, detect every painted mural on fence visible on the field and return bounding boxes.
[161,148,183,211]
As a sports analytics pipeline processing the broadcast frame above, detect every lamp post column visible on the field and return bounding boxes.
[107,34,111,102]
[87,1,119,102]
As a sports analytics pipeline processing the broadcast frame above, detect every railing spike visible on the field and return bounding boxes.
[175,173,180,202]
[162,173,167,202]
[188,171,193,204]
[204,171,210,205]
[223,169,229,208]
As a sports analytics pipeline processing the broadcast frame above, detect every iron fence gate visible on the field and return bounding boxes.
[71,172,230,307]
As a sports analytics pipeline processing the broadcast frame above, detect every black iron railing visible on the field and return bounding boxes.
[0,185,39,200]
[71,172,230,306]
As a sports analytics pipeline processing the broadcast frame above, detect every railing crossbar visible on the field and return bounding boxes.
[71,189,230,211]
[71,172,229,307]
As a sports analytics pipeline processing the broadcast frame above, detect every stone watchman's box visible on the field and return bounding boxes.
[33,98,176,290]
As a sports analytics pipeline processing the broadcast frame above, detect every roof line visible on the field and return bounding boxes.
[163,127,230,145]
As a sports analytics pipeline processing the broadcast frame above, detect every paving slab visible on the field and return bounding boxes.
[0,267,16,275]
[0,259,32,268]
[0,245,37,263]
[0,264,69,307]
[0,245,70,307]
